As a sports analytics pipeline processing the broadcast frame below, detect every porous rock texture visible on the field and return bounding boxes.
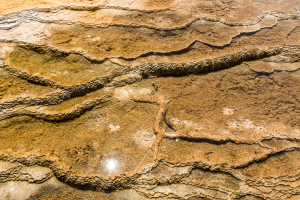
[0,0,300,199]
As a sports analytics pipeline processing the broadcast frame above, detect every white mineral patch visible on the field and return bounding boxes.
[223,107,234,115]
[218,129,231,136]
[229,118,254,129]
[114,87,134,100]
[171,118,203,131]
[0,22,47,43]
[171,118,181,125]
[114,86,151,100]
[0,177,64,200]
[134,129,155,148]
[228,118,254,129]
[20,166,52,181]
[92,37,101,41]
[137,88,152,95]
[163,132,178,138]
[109,124,120,132]
[0,17,20,30]
[228,118,265,132]
[291,129,300,136]
[0,43,15,58]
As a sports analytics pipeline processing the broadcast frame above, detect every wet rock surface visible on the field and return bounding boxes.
[0,0,300,199]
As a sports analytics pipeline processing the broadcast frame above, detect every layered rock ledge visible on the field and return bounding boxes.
[1,0,300,199]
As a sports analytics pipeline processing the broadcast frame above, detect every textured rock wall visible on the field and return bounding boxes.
[0,0,300,199]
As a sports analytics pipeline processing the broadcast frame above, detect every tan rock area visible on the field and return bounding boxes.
[0,0,300,199]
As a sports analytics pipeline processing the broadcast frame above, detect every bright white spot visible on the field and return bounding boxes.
[172,118,181,125]
[228,118,265,133]
[114,86,152,100]
[134,130,155,148]
[106,158,118,172]
[109,124,120,132]
[242,119,254,129]
[223,108,234,115]
[92,37,101,41]
[292,129,300,136]
[170,118,203,131]
[219,129,230,135]
[114,87,133,100]
[183,120,192,126]
[228,118,254,129]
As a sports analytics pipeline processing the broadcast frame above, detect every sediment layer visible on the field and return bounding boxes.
[1,1,300,199]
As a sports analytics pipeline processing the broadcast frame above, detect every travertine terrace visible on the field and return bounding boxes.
[1,0,300,199]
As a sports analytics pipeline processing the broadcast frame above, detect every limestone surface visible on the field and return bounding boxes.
[0,0,300,199]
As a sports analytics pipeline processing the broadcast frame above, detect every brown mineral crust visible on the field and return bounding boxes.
[0,0,298,22]
[1,62,300,188]
[0,96,159,176]
[39,18,282,60]
[1,18,294,64]
[7,46,122,86]
[246,61,274,74]
[0,68,60,104]
[0,45,282,105]
[1,0,300,199]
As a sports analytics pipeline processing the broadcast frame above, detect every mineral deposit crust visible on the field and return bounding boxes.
[0,0,300,199]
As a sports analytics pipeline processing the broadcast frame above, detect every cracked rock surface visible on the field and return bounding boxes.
[0,0,300,199]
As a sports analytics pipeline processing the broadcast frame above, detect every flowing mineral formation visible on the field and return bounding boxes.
[0,0,300,199]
